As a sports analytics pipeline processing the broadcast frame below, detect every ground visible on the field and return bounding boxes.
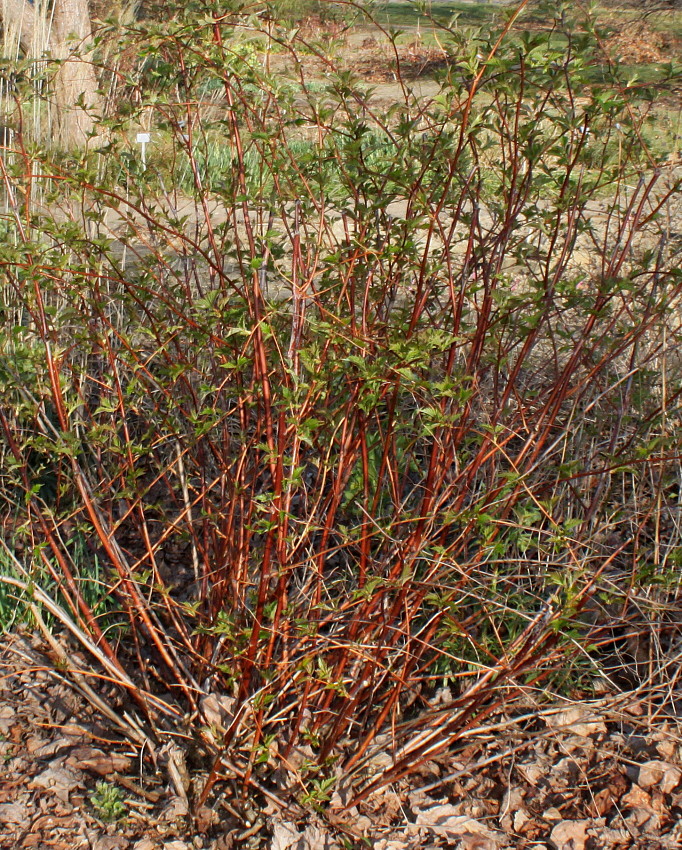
[3,629,682,849]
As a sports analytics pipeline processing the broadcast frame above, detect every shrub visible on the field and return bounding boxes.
[1,0,681,811]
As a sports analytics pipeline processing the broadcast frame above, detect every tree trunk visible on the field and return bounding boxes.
[0,0,100,147]
[51,0,99,147]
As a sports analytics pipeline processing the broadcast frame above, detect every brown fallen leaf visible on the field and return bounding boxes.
[195,804,218,834]
[0,704,15,733]
[598,826,632,845]
[29,764,83,803]
[549,819,590,850]
[546,708,606,738]
[66,746,132,777]
[656,739,676,760]
[499,786,526,833]
[0,800,30,824]
[517,762,544,786]
[627,806,654,828]
[131,841,157,850]
[270,820,301,850]
[160,742,191,801]
[637,760,682,794]
[590,787,614,817]
[413,806,503,848]
[607,771,630,800]
[8,724,23,745]
[621,783,652,810]
[93,838,130,850]
[513,810,531,832]
[297,824,341,849]
[160,794,189,822]
[200,693,236,734]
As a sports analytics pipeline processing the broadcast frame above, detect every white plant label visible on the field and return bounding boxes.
[136,132,151,168]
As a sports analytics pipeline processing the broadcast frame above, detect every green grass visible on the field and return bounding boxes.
[0,539,120,634]
[379,0,501,29]
[0,551,24,631]
[378,0,682,37]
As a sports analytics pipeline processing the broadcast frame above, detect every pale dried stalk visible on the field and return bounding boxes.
[175,439,200,583]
